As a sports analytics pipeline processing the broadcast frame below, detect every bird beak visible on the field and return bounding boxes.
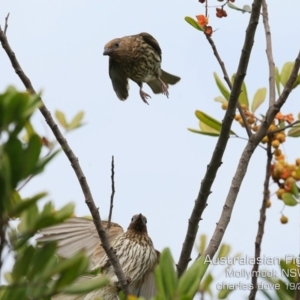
[103,48,110,56]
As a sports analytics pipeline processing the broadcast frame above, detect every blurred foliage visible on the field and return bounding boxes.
[0,87,106,299]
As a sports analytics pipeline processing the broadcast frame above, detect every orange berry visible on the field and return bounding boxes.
[280,215,288,224]
[261,136,268,144]
[276,188,286,200]
[221,102,228,110]
[274,149,282,157]
[271,139,280,149]
[296,158,300,166]
[252,124,258,132]
[235,114,241,121]
[276,133,286,143]
[248,117,255,124]
[266,199,271,208]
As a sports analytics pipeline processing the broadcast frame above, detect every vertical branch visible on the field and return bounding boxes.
[177,0,263,277]
[248,142,272,300]
[262,0,276,106]
[107,156,115,232]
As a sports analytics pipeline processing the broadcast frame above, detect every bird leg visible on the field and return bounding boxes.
[158,78,169,98]
[139,89,151,105]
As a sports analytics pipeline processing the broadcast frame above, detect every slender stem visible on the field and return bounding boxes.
[107,156,115,232]
[262,0,276,106]
[248,142,272,300]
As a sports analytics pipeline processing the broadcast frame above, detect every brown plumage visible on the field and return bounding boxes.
[37,214,159,300]
[103,32,181,104]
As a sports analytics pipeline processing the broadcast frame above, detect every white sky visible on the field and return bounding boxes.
[1,1,300,298]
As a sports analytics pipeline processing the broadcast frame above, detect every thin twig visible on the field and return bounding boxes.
[107,156,115,232]
[248,142,272,300]
[262,0,276,106]
[4,13,9,35]
[177,0,263,277]
[268,120,300,135]
[204,51,300,266]
[0,20,130,295]
[206,35,252,138]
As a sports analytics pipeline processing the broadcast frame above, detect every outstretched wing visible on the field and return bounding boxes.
[37,217,124,269]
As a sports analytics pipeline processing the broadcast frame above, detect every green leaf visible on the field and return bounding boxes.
[199,235,207,256]
[291,182,299,198]
[22,134,42,178]
[67,111,85,130]
[218,286,235,299]
[195,110,236,135]
[280,62,294,87]
[55,110,68,129]
[228,2,251,13]
[232,74,248,108]
[275,67,281,96]
[160,248,177,299]
[177,257,209,298]
[61,275,109,294]
[9,192,47,218]
[188,128,220,137]
[281,193,298,206]
[12,245,35,281]
[184,17,204,31]
[251,88,267,113]
[217,244,231,259]
[287,125,300,137]
[214,96,227,104]
[214,73,230,100]
[239,81,249,108]
[200,273,213,292]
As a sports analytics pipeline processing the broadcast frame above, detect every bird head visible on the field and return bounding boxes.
[128,214,148,233]
[103,38,123,57]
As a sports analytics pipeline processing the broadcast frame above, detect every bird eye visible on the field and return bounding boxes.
[114,42,119,48]
[144,217,147,224]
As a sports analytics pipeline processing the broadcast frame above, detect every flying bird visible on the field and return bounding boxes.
[103,32,180,104]
[37,214,159,300]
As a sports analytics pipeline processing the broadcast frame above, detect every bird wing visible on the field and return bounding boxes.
[139,32,162,58]
[109,58,129,100]
[37,217,124,269]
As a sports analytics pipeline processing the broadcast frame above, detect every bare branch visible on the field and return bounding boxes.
[106,156,115,232]
[262,0,276,106]
[204,50,300,263]
[0,22,130,295]
[248,142,272,300]
[205,35,252,138]
[4,13,9,35]
[177,0,264,276]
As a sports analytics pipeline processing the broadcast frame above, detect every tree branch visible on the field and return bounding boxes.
[106,156,115,232]
[177,0,263,277]
[262,0,276,106]
[248,142,272,300]
[0,21,130,295]
[204,50,300,262]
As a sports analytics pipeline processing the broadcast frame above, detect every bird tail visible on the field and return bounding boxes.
[147,69,180,94]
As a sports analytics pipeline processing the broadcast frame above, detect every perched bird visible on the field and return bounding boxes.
[103,32,180,104]
[37,214,159,300]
